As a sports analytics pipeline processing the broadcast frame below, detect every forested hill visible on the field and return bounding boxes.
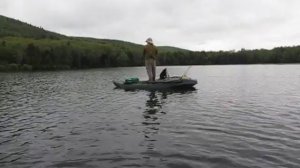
[0,15,187,53]
[0,15,65,39]
[0,15,299,71]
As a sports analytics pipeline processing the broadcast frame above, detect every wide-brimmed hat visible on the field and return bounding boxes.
[146,38,153,44]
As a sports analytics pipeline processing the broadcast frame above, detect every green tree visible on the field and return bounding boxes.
[25,43,41,68]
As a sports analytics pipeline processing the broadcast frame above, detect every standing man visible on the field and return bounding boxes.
[143,38,158,82]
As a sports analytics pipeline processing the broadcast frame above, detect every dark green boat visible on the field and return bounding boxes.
[113,76,197,90]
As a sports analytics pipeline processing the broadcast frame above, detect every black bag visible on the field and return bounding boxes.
[159,68,168,80]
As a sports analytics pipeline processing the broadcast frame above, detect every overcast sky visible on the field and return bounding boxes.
[1,0,300,51]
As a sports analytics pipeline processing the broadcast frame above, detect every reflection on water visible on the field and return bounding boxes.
[1,65,300,168]
[142,92,165,154]
[144,91,166,120]
[143,92,166,138]
[142,90,197,154]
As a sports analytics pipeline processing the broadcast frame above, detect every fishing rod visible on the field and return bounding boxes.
[181,66,192,79]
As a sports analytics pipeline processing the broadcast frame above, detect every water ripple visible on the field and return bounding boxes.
[1,65,300,168]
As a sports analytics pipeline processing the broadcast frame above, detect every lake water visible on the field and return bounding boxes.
[0,65,300,168]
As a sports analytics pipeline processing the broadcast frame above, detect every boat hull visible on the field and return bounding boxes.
[113,77,197,90]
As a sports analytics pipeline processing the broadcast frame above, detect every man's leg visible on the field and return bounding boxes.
[145,59,153,81]
[152,60,156,81]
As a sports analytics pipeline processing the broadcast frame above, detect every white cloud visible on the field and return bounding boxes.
[1,0,300,51]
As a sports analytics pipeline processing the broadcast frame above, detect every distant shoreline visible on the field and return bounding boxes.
[1,63,299,72]
[1,15,300,72]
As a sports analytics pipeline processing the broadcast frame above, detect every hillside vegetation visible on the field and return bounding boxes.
[0,15,299,71]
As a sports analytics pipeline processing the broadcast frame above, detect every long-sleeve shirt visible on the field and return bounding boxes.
[143,44,158,60]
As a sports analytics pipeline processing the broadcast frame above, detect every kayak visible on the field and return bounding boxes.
[113,76,197,90]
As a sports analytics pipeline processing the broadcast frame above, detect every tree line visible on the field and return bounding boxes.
[158,47,300,65]
[0,38,144,71]
[1,14,299,71]
[0,38,300,71]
